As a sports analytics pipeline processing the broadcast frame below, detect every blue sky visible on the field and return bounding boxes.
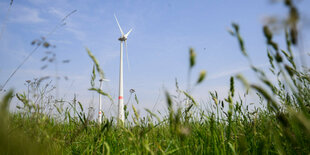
[0,0,309,118]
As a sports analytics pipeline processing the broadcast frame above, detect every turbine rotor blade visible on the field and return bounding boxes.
[114,14,124,35]
[124,29,133,38]
[125,40,130,71]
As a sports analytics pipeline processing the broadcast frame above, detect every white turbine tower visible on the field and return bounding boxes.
[114,15,132,125]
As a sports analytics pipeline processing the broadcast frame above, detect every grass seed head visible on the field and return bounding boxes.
[189,48,196,68]
[196,70,206,85]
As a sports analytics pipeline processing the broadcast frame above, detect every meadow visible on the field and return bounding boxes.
[0,0,310,154]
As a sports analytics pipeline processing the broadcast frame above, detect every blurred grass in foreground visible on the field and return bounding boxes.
[1,0,310,154]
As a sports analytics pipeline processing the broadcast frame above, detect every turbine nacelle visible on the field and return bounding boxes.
[118,36,127,41]
[99,78,110,82]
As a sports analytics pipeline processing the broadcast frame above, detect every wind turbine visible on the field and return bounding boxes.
[98,78,110,124]
[114,15,132,125]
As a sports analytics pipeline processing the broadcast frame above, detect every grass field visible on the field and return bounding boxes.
[1,0,310,154]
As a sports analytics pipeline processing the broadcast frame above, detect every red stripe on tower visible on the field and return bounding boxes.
[119,96,123,99]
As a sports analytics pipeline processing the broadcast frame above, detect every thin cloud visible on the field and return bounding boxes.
[48,7,66,19]
[9,5,45,23]
[65,26,86,42]
[208,63,269,80]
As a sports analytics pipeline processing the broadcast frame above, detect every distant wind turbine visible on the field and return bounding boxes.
[114,14,133,125]
[98,78,110,124]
